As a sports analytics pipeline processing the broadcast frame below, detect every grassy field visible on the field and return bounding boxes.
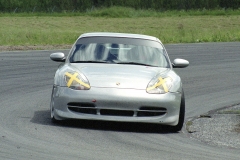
[0,8,240,46]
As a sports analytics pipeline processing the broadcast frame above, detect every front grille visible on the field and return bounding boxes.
[100,109,134,116]
[68,103,167,117]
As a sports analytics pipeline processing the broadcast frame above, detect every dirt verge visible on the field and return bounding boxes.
[0,45,72,52]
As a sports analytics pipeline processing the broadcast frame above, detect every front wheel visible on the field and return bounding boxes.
[50,87,59,123]
[168,91,185,132]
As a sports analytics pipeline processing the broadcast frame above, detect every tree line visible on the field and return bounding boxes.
[0,0,239,12]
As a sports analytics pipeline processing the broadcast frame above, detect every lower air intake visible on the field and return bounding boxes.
[137,107,167,117]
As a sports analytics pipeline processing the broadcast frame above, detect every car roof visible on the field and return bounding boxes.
[78,32,161,43]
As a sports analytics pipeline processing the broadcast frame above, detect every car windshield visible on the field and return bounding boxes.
[69,37,170,68]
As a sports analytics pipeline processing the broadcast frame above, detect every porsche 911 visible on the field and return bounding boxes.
[50,32,189,132]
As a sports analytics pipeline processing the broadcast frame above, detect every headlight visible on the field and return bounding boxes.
[147,76,172,94]
[64,72,90,90]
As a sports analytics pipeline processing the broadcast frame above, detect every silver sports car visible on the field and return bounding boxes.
[50,32,189,131]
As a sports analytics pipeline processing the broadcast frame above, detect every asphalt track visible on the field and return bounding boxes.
[0,43,239,160]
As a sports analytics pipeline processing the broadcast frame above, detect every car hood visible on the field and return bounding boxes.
[70,63,170,89]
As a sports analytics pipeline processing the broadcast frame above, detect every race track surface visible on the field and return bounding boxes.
[0,43,239,160]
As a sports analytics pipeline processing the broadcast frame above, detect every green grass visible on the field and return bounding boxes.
[0,7,240,46]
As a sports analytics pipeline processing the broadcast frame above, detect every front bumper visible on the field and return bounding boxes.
[52,86,182,126]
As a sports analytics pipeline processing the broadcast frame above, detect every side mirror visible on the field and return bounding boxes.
[172,58,189,68]
[50,52,66,62]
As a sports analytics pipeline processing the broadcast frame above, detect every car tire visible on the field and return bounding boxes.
[168,91,185,132]
[50,87,59,123]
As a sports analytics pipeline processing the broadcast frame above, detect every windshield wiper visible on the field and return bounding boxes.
[116,61,155,66]
[71,60,108,63]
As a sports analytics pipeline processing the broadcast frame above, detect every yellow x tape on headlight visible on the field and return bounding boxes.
[65,72,90,89]
[147,77,171,92]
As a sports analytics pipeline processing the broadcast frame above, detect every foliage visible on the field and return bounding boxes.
[0,0,239,13]
[1,7,240,18]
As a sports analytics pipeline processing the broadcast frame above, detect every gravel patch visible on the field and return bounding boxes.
[186,105,240,149]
